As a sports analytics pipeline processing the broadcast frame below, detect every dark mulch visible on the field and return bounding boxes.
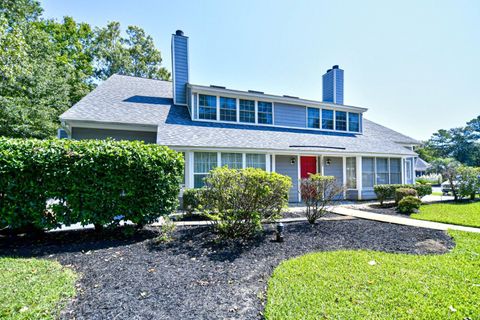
[0,219,454,320]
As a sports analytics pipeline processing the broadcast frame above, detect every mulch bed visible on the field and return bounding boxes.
[0,219,454,320]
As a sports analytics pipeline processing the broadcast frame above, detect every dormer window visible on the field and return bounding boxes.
[348,112,360,132]
[307,108,320,128]
[220,97,236,122]
[335,111,347,131]
[199,94,217,120]
[239,99,255,123]
[257,101,273,124]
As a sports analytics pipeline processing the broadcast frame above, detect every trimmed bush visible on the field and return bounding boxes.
[397,196,422,214]
[374,184,432,204]
[0,138,183,232]
[182,188,205,215]
[395,188,418,204]
[201,167,291,239]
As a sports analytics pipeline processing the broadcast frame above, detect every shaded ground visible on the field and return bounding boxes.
[0,219,454,320]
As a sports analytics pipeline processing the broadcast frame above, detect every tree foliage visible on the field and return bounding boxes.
[429,158,461,200]
[0,0,170,139]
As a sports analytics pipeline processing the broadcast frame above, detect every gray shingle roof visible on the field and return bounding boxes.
[61,75,418,156]
[415,157,431,171]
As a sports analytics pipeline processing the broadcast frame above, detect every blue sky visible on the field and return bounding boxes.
[41,0,480,140]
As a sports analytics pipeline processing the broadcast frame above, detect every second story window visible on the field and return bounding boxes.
[307,107,320,128]
[257,101,273,124]
[322,109,334,130]
[335,111,347,131]
[199,94,217,120]
[219,97,236,122]
[239,99,255,123]
[349,112,360,132]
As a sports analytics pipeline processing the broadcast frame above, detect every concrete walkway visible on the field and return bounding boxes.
[329,206,480,233]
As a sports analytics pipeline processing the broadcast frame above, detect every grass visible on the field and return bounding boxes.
[431,191,443,196]
[0,257,77,319]
[411,201,480,228]
[265,231,480,320]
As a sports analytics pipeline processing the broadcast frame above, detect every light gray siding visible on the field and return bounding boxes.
[172,34,189,105]
[274,103,306,128]
[71,127,157,143]
[275,155,299,202]
[346,189,358,200]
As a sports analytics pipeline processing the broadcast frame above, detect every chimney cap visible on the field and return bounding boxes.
[175,30,184,36]
[332,65,339,69]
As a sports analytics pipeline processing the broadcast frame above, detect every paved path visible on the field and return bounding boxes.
[329,206,480,233]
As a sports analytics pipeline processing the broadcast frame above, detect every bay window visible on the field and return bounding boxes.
[257,101,273,124]
[199,94,217,120]
[322,109,334,130]
[335,111,347,131]
[307,107,320,128]
[193,152,217,188]
[219,97,236,122]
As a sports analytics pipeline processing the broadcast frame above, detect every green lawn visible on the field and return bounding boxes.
[0,258,76,319]
[412,201,480,228]
[265,231,480,320]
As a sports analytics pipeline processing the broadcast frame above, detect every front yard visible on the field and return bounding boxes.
[0,257,76,319]
[265,230,480,319]
[412,201,480,228]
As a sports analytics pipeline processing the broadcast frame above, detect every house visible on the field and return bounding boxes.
[415,157,431,177]
[60,30,419,202]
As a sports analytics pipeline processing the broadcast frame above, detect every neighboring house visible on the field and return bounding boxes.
[60,30,418,202]
[415,157,431,177]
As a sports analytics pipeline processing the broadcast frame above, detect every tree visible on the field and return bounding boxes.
[457,166,480,200]
[93,22,170,81]
[429,158,461,201]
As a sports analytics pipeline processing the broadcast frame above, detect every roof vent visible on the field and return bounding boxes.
[175,30,184,36]
[210,85,226,89]
[248,90,264,94]
[283,95,299,99]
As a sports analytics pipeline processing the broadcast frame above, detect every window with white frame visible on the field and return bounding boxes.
[346,157,357,189]
[193,152,217,188]
[199,94,217,120]
[221,153,243,169]
[362,157,375,188]
[219,97,236,122]
[376,158,389,184]
[348,113,360,132]
[335,111,347,131]
[246,153,266,170]
[239,99,255,123]
[390,158,401,184]
[307,107,320,128]
[257,102,273,124]
[322,109,334,130]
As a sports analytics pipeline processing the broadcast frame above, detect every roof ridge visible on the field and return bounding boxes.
[112,73,172,83]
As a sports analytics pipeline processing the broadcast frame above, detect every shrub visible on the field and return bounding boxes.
[397,196,422,214]
[155,217,176,243]
[0,138,183,233]
[300,174,344,224]
[182,188,205,215]
[373,185,396,206]
[201,167,291,239]
[414,184,433,198]
[457,166,480,200]
[395,188,418,204]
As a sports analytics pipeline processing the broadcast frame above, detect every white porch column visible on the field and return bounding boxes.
[266,154,271,172]
[356,156,362,200]
[186,151,194,188]
[342,156,347,199]
[297,155,301,201]
[401,158,406,184]
[272,154,276,172]
[319,155,324,175]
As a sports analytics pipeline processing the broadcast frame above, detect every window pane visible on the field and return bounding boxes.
[348,113,360,132]
[194,152,217,173]
[246,154,266,170]
[362,157,375,188]
[336,111,347,131]
[221,153,243,169]
[194,174,207,188]
[376,158,389,185]
[346,157,357,189]
[322,109,334,130]
[220,97,236,122]
[307,108,320,128]
[390,158,401,184]
[258,101,272,124]
[239,99,255,123]
[199,94,217,120]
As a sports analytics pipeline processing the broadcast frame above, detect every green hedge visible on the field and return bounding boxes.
[373,184,432,205]
[0,138,183,232]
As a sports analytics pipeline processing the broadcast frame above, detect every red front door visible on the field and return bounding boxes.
[300,156,317,179]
